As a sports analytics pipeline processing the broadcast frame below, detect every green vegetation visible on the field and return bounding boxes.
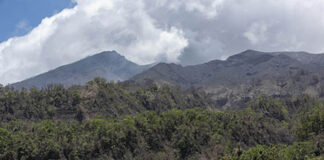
[0,78,216,122]
[0,79,323,159]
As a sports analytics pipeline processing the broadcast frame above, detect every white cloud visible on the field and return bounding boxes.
[243,22,269,45]
[1,0,324,84]
[146,0,224,19]
[146,0,324,64]
[0,0,188,84]
[181,0,224,18]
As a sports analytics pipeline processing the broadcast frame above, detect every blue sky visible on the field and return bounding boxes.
[0,0,75,42]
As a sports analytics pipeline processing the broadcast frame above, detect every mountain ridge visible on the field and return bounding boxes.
[11,51,152,89]
[131,50,324,108]
[10,49,324,108]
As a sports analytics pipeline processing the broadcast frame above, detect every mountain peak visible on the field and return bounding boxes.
[91,50,125,60]
[243,49,260,53]
[228,50,263,58]
[97,50,120,56]
[11,51,150,89]
[226,50,273,65]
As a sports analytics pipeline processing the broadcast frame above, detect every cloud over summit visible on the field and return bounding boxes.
[1,0,324,84]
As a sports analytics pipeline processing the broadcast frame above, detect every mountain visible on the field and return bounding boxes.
[271,51,324,66]
[131,50,324,108]
[11,49,324,108]
[11,51,152,89]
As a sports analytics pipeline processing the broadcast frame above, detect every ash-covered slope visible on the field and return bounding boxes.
[132,50,324,108]
[12,51,151,89]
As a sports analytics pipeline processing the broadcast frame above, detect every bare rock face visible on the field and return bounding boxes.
[11,51,152,89]
[131,50,324,108]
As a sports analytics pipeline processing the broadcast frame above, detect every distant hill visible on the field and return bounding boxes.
[131,50,324,108]
[11,51,152,89]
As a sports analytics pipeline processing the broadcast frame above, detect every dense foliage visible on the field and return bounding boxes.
[0,78,216,122]
[0,79,323,159]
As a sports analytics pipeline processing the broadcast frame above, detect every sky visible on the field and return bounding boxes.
[0,0,75,42]
[0,0,324,84]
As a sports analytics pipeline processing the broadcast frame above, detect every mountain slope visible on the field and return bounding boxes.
[131,50,324,108]
[12,51,151,89]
